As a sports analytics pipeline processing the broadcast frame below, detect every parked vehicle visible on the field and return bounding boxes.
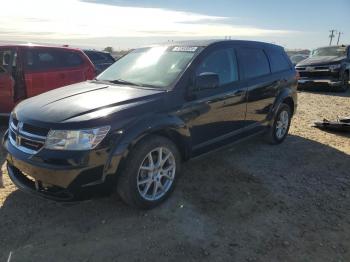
[296,45,350,92]
[83,49,115,75]
[0,44,96,115]
[3,40,297,208]
[290,54,309,66]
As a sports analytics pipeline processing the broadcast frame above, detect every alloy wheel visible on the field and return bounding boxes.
[137,147,176,201]
[276,110,289,139]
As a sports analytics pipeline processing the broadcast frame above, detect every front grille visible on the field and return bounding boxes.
[299,71,330,78]
[9,117,49,154]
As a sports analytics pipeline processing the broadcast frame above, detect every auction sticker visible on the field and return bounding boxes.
[172,46,198,52]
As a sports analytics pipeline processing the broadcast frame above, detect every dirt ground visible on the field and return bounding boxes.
[0,89,350,262]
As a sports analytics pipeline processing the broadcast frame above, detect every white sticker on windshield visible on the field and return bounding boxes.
[172,46,198,52]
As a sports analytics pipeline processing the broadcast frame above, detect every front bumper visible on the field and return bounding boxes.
[298,78,342,87]
[296,68,343,88]
[3,130,123,201]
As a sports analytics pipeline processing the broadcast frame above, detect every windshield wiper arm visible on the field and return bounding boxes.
[107,79,143,87]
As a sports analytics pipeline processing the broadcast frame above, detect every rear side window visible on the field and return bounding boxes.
[61,51,84,67]
[25,49,83,70]
[85,51,114,63]
[238,48,270,80]
[267,49,291,73]
[196,48,238,86]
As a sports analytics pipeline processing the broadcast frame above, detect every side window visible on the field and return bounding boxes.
[0,49,16,73]
[238,48,270,80]
[267,49,291,73]
[25,49,61,70]
[85,51,105,62]
[61,51,84,67]
[102,53,115,63]
[196,48,238,86]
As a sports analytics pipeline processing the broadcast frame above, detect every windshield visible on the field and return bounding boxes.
[311,46,347,57]
[290,55,308,64]
[97,46,198,88]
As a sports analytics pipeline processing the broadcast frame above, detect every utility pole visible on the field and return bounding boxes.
[337,32,343,45]
[329,29,337,46]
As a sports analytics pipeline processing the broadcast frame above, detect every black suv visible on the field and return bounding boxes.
[83,49,116,75]
[296,45,350,92]
[3,40,297,208]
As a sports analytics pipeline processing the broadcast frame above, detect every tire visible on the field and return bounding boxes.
[265,103,292,145]
[338,71,349,92]
[117,135,181,209]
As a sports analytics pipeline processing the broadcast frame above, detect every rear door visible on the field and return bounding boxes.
[58,50,87,85]
[0,48,16,114]
[23,47,67,97]
[236,47,278,123]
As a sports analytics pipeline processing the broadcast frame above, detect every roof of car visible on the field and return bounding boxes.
[153,39,283,49]
[314,45,349,49]
[83,49,111,54]
[0,43,81,51]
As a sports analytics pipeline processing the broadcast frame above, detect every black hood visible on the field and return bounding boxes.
[296,56,346,67]
[14,81,166,124]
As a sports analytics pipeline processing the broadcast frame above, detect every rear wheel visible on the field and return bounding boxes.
[265,103,292,144]
[338,71,349,92]
[117,135,181,209]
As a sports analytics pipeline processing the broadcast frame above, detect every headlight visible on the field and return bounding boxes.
[329,64,341,71]
[45,126,110,150]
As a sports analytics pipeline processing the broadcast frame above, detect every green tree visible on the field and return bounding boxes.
[103,46,114,53]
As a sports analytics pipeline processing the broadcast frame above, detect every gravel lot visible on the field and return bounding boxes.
[1,89,350,262]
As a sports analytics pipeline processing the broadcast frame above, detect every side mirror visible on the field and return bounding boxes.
[195,72,219,91]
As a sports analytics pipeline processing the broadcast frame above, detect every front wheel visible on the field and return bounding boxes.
[117,135,181,209]
[265,103,292,144]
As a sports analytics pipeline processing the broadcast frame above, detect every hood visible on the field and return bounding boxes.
[14,81,166,123]
[296,55,346,67]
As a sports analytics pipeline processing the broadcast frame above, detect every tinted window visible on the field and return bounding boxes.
[0,49,16,73]
[268,50,291,72]
[25,49,83,70]
[85,51,105,62]
[61,52,84,67]
[85,51,115,63]
[25,49,61,70]
[238,48,270,79]
[197,48,238,85]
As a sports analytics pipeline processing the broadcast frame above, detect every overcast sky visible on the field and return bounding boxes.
[1,0,349,50]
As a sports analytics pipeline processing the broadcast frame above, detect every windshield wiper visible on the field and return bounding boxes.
[106,79,143,87]
[95,78,162,89]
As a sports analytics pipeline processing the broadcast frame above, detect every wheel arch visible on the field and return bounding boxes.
[105,114,191,179]
[268,88,296,126]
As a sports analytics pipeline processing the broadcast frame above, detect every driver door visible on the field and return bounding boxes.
[185,47,248,151]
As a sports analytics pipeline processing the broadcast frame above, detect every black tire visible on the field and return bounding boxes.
[265,103,292,145]
[338,71,349,92]
[117,135,181,209]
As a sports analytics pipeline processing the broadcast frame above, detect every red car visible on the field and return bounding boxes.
[0,44,96,115]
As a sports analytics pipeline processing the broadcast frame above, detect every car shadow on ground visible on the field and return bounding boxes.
[1,134,350,261]
[313,127,350,138]
[298,87,350,97]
